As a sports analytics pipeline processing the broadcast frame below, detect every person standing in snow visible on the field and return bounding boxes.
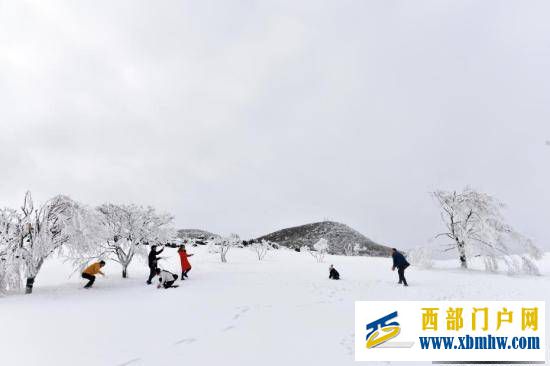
[147,244,164,285]
[155,268,179,289]
[329,264,340,280]
[82,260,106,288]
[391,248,410,286]
[177,244,194,280]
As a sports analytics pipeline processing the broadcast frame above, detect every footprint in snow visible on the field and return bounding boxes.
[238,305,250,312]
[173,338,197,346]
[339,333,354,356]
[117,358,141,366]
[233,305,250,320]
[223,305,251,331]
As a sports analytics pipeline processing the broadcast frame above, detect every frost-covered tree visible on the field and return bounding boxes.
[309,238,329,263]
[93,204,174,278]
[0,208,23,294]
[250,239,271,260]
[3,192,94,294]
[221,233,240,263]
[343,242,353,256]
[433,188,542,273]
[210,234,240,263]
[207,239,219,254]
[344,242,361,256]
[406,246,434,269]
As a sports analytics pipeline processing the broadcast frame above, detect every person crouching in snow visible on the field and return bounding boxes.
[82,260,106,288]
[177,244,194,280]
[329,264,340,280]
[156,268,179,289]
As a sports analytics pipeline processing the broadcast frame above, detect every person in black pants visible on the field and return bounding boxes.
[156,268,179,289]
[391,248,410,286]
[146,245,164,285]
[329,264,340,280]
[81,260,106,288]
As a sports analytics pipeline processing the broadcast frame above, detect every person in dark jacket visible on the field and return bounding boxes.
[146,245,164,285]
[329,264,340,280]
[391,248,410,286]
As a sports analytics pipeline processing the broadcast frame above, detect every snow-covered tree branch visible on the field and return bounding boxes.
[432,188,542,274]
[343,242,361,256]
[307,238,329,263]
[0,192,95,294]
[0,208,23,294]
[93,204,175,278]
[250,239,271,260]
[210,234,240,263]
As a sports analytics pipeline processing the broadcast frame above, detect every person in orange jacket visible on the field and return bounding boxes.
[177,244,194,280]
[82,260,105,288]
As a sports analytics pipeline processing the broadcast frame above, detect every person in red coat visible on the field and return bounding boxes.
[178,244,194,280]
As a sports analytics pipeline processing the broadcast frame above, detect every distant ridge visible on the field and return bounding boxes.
[256,221,390,256]
[177,229,219,240]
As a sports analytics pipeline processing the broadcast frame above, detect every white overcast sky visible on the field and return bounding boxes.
[1,1,549,249]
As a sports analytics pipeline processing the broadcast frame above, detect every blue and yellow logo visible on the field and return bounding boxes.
[366,311,401,348]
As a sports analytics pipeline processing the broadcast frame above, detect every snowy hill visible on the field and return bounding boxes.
[0,247,548,366]
[256,221,390,256]
[177,228,219,240]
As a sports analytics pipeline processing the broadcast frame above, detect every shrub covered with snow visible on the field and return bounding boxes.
[406,246,434,269]
[249,239,272,261]
[308,238,329,263]
[210,234,241,263]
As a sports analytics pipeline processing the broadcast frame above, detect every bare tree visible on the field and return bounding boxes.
[250,239,271,260]
[433,188,542,273]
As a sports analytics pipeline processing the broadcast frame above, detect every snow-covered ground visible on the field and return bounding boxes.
[1,247,548,366]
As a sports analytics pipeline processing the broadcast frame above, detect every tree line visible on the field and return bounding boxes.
[0,192,175,294]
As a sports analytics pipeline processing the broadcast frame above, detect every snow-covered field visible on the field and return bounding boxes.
[1,247,549,366]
